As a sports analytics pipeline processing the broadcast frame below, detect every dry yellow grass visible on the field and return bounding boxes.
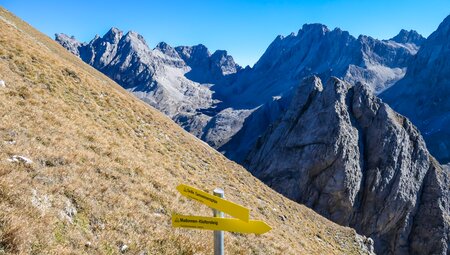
[0,7,369,255]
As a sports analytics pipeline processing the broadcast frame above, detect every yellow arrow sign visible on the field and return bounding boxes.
[177,184,250,222]
[172,214,271,234]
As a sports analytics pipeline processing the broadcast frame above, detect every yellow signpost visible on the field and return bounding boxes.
[173,184,272,254]
[176,184,250,222]
[172,214,272,234]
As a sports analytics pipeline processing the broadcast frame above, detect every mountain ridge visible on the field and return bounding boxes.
[245,76,450,254]
[56,24,423,162]
[389,29,426,45]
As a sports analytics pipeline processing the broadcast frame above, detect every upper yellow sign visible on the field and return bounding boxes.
[176,184,250,222]
[172,214,271,234]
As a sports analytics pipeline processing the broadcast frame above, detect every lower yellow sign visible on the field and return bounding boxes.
[172,214,271,234]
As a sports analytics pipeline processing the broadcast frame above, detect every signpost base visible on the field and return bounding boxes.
[213,188,224,255]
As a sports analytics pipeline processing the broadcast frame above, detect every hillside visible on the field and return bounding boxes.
[0,7,372,255]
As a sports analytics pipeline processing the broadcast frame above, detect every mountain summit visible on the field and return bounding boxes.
[390,29,426,46]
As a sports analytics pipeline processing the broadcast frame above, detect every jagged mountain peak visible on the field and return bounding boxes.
[154,41,180,58]
[175,44,211,62]
[437,14,450,29]
[276,32,297,41]
[299,23,330,34]
[55,33,78,42]
[357,34,373,41]
[274,25,347,43]
[90,34,100,43]
[192,43,209,51]
[210,49,238,64]
[55,33,82,56]
[107,26,122,35]
[246,75,450,254]
[211,49,228,57]
[210,49,241,75]
[120,30,152,56]
[210,49,232,66]
[103,27,123,42]
[390,29,426,45]
[124,30,147,44]
[296,24,353,39]
[155,41,172,51]
[237,22,414,107]
[427,14,450,41]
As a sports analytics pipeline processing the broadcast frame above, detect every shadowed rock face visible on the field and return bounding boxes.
[246,76,450,254]
[55,33,83,56]
[389,29,426,46]
[381,14,450,164]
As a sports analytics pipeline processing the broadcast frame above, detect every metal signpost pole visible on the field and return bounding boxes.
[213,188,225,255]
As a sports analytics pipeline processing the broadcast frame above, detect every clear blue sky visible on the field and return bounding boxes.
[1,0,449,66]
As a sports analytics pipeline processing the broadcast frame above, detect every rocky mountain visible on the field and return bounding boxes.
[218,24,419,107]
[245,76,450,255]
[56,29,241,139]
[56,25,422,159]
[0,7,374,254]
[381,15,450,164]
[218,25,422,163]
[389,29,426,46]
[54,34,82,56]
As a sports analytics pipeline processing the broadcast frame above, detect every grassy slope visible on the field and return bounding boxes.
[0,7,367,255]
